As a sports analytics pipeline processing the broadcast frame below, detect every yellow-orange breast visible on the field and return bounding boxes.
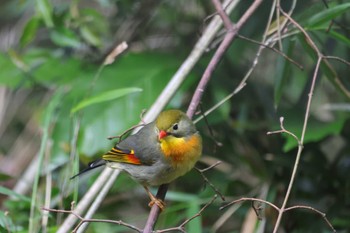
[160,134,202,168]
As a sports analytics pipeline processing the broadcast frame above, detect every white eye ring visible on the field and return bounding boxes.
[172,123,179,130]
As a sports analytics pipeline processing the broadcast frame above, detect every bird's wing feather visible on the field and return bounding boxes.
[102,146,143,165]
[102,123,159,166]
[70,159,106,179]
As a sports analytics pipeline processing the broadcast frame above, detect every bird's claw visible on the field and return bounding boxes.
[148,198,166,211]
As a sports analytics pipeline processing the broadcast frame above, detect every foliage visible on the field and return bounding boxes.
[0,0,349,232]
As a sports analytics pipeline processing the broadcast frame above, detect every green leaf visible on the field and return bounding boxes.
[305,3,350,29]
[0,186,31,202]
[0,53,23,88]
[328,30,350,47]
[80,26,101,47]
[45,52,193,159]
[186,201,202,233]
[20,17,41,47]
[0,211,15,232]
[35,0,53,27]
[50,27,81,48]
[166,191,198,202]
[0,173,12,182]
[71,87,143,113]
[79,8,107,47]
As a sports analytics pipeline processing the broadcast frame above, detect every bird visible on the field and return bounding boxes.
[71,109,202,210]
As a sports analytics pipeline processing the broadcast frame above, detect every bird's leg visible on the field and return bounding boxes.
[143,186,166,211]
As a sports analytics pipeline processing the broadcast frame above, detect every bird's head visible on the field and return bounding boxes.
[155,109,197,141]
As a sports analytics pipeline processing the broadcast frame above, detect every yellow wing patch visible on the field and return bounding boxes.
[102,147,142,165]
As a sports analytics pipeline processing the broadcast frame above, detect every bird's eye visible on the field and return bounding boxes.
[172,123,178,130]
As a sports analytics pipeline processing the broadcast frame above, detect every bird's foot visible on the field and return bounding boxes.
[148,198,166,211]
[143,185,166,211]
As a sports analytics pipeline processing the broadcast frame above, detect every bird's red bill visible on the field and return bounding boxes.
[159,130,167,139]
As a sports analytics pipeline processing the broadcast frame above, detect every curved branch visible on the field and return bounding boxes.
[284,206,336,232]
[220,197,280,212]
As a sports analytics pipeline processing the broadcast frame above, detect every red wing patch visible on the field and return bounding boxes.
[102,146,142,165]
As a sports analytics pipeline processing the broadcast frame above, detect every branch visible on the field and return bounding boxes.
[187,0,263,118]
[237,34,303,70]
[284,205,336,233]
[267,116,301,146]
[323,56,350,67]
[42,207,142,233]
[195,161,225,201]
[220,197,280,212]
[194,0,301,125]
[156,195,218,233]
[220,198,336,232]
[271,5,335,232]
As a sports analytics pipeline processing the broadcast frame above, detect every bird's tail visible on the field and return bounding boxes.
[70,159,106,179]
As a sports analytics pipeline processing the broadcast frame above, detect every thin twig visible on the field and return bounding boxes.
[198,104,222,148]
[198,160,222,173]
[57,168,115,233]
[251,201,263,221]
[187,0,263,118]
[284,205,336,233]
[276,0,283,50]
[237,34,303,70]
[108,110,147,141]
[220,197,280,212]
[42,207,142,233]
[323,56,350,67]
[271,5,326,232]
[220,198,336,232]
[195,162,225,201]
[267,116,301,146]
[156,195,218,233]
[107,123,145,142]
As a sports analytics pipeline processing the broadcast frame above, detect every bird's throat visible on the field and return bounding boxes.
[159,135,201,165]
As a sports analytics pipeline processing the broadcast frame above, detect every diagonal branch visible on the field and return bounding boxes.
[187,0,263,118]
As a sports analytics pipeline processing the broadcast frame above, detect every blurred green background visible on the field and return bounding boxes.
[0,0,349,232]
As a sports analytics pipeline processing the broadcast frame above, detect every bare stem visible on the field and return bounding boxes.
[156,195,217,233]
[195,162,226,201]
[272,5,324,232]
[237,34,303,70]
[42,207,142,233]
[267,116,301,146]
[220,198,336,232]
[187,0,263,118]
[220,197,280,212]
[284,205,336,232]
